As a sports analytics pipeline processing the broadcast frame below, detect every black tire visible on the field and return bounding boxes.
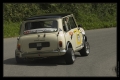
[64,48,76,64]
[15,56,24,64]
[79,41,90,56]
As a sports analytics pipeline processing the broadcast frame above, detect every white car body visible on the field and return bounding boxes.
[15,13,90,64]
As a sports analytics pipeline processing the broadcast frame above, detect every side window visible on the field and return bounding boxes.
[65,17,71,30]
[62,18,68,31]
[62,16,77,31]
[62,17,71,31]
[69,17,77,29]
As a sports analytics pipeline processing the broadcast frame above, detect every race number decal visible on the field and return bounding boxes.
[76,34,82,45]
[77,34,80,41]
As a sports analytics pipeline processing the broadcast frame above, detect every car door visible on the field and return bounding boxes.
[68,16,83,48]
[63,16,82,51]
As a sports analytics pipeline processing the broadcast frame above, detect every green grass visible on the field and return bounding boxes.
[76,13,117,30]
[4,22,21,38]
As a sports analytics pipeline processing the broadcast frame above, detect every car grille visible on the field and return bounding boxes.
[29,42,50,48]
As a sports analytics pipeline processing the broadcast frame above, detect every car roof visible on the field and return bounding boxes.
[24,13,72,21]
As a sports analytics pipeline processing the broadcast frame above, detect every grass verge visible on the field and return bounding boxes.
[4,22,21,38]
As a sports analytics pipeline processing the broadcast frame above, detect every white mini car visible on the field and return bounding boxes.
[15,13,90,64]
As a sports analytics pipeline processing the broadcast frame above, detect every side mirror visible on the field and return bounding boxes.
[78,24,82,30]
[78,24,82,27]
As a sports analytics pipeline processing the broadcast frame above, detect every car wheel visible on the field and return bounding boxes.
[15,56,23,64]
[64,48,76,64]
[79,41,90,56]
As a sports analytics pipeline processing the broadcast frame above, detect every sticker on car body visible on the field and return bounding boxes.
[76,34,82,45]
[24,28,57,34]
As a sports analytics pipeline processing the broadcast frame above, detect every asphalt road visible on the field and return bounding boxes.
[3,27,117,77]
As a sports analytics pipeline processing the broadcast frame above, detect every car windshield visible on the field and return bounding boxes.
[25,20,58,31]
